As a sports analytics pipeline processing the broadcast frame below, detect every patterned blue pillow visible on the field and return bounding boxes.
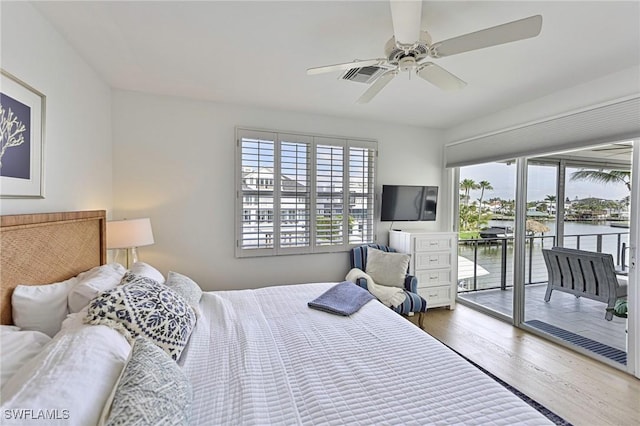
[85,272,196,361]
[104,337,192,425]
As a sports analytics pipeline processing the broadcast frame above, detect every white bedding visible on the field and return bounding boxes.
[180,283,552,425]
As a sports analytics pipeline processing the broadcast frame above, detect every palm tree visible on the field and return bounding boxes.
[477,180,493,213]
[476,180,494,229]
[544,194,556,214]
[460,179,478,206]
[616,196,630,218]
[570,169,631,191]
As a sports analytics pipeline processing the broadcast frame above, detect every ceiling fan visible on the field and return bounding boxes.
[307,1,543,103]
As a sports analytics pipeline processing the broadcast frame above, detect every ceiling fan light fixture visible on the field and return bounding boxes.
[398,57,417,72]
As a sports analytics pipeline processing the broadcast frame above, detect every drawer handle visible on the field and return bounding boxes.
[430,274,438,280]
[429,241,438,246]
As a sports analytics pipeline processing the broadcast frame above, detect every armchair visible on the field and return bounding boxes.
[349,244,428,328]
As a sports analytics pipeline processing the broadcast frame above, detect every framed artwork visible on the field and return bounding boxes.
[1,69,46,198]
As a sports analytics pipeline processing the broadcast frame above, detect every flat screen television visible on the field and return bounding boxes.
[381,185,438,221]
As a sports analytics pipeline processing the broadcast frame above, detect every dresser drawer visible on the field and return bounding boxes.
[418,286,452,307]
[414,236,454,252]
[416,269,452,288]
[414,252,451,270]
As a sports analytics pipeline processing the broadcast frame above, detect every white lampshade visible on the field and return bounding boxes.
[107,218,154,249]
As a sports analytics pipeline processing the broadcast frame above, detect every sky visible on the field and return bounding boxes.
[460,162,630,202]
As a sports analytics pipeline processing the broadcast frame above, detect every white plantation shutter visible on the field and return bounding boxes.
[279,134,312,253]
[348,142,376,244]
[236,128,377,257]
[315,139,345,249]
[237,130,276,255]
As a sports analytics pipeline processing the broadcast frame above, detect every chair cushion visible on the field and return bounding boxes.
[366,248,410,288]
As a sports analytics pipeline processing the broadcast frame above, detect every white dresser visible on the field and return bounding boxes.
[389,230,458,309]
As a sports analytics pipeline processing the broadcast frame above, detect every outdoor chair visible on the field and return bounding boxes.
[542,247,628,321]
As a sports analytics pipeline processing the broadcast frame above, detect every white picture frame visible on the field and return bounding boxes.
[1,69,46,198]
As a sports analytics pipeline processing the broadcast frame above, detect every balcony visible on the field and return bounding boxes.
[457,232,629,364]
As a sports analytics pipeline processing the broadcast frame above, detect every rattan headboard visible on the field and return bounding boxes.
[0,210,106,325]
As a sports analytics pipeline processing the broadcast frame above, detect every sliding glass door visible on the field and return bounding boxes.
[456,161,517,319]
[456,141,636,374]
[522,155,631,365]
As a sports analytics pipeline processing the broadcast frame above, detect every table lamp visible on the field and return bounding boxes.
[106,218,155,268]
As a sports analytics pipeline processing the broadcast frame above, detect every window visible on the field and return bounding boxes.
[236,128,377,257]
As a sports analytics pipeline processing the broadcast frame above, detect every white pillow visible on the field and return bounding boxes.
[365,248,410,288]
[12,277,78,337]
[129,262,165,284]
[60,307,90,334]
[68,263,127,313]
[166,271,203,315]
[0,326,51,388]
[0,324,131,426]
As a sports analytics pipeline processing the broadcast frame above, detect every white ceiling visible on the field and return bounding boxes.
[33,1,640,129]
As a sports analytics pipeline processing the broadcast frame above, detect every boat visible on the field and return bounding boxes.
[610,222,630,228]
[479,226,513,239]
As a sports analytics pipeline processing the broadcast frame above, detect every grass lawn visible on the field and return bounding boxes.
[459,231,480,240]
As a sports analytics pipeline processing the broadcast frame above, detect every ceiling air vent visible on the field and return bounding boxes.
[341,66,386,84]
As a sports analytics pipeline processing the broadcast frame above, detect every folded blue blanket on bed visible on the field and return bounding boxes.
[308,281,375,316]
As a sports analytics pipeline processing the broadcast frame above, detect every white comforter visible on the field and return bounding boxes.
[179,283,552,425]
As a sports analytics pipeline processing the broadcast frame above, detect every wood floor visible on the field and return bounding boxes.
[416,305,640,426]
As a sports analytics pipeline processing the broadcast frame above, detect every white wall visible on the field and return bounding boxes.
[0,2,112,215]
[112,90,445,290]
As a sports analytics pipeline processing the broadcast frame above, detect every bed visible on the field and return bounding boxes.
[0,211,554,425]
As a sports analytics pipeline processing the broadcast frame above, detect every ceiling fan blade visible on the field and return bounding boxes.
[417,63,467,90]
[389,0,422,46]
[431,15,543,58]
[357,71,397,104]
[307,59,383,75]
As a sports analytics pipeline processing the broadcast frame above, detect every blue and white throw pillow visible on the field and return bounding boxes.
[85,272,196,360]
[104,337,192,425]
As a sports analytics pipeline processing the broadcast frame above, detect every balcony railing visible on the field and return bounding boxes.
[458,231,630,293]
